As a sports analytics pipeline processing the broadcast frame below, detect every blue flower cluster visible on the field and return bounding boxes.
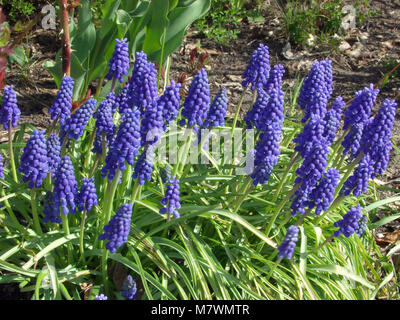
[93,294,108,300]
[128,51,158,116]
[116,85,130,114]
[19,130,49,189]
[121,275,137,300]
[294,115,325,158]
[251,125,282,186]
[160,177,181,219]
[52,156,78,215]
[360,98,397,177]
[355,215,368,238]
[106,38,130,83]
[0,85,21,129]
[322,96,345,146]
[99,203,133,254]
[242,43,270,91]
[161,81,182,127]
[204,86,228,128]
[46,133,61,178]
[133,146,154,186]
[264,64,285,96]
[291,141,329,216]
[102,108,141,180]
[61,98,97,140]
[278,225,299,259]
[43,191,61,224]
[341,153,375,197]
[298,59,332,123]
[334,205,363,238]
[49,76,74,126]
[342,84,379,157]
[308,168,340,215]
[180,69,210,128]
[77,178,98,212]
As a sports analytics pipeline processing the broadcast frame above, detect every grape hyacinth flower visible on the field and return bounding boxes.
[140,99,165,145]
[116,85,130,114]
[106,38,130,84]
[309,168,340,215]
[294,115,326,159]
[77,178,98,212]
[43,191,61,224]
[333,205,363,238]
[99,203,133,254]
[49,76,74,126]
[342,84,379,157]
[19,130,49,189]
[322,96,345,146]
[53,156,78,215]
[264,64,285,96]
[244,87,269,129]
[343,84,379,130]
[160,177,181,219]
[102,108,141,180]
[128,51,158,116]
[298,59,332,122]
[255,88,284,132]
[47,133,61,178]
[360,98,397,177]
[132,146,154,185]
[291,140,330,216]
[341,153,374,197]
[0,85,21,130]
[180,68,210,128]
[61,98,97,140]
[277,225,299,259]
[251,125,282,186]
[93,294,108,300]
[355,215,368,238]
[161,81,181,127]
[203,86,228,128]
[242,44,270,91]
[94,94,116,136]
[121,275,137,300]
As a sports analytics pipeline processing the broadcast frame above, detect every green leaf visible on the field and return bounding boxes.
[142,0,169,55]
[72,0,97,64]
[146,0,211,62]
[8,46,28,66]
[308,264,375,290]
[22,233,80,270]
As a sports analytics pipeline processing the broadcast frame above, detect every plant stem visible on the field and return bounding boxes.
[89,154,100,178]
[61,212,72,264]
[273,151,299,202]
[30,189,42,235]
[79,209,88,264]
[84,128,97,169]
[8,123,18,183]
[231,87,248,136]
[0,187,24,234]
[265,183,300,238]
[100,169,121,295]
[59,0,71,76]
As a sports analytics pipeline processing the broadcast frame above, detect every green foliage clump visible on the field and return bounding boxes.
[1,0,35,21]
[281,0,376,47]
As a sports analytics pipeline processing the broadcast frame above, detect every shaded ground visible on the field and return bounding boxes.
[2,0,400,299]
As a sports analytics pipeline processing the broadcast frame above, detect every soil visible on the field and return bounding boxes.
[2,0,400,299]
